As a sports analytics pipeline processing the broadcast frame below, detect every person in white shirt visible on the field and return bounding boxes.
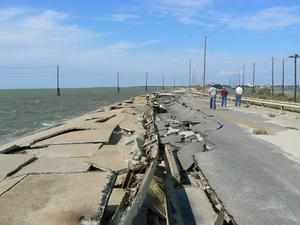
[235,86,243,107]
[208,86,217,110]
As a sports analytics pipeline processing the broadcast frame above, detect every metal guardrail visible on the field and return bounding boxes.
[188,90,300,112]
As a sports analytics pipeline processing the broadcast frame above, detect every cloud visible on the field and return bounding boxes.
[230,6,300,30]
[108,14,140,22]
[0,9,103,50]
[144,1,300,31]
[0,7,161,66]
[0,7,31,20]
[144,0,213,23]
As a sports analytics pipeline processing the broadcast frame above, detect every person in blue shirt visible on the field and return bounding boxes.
[208,86,217,110]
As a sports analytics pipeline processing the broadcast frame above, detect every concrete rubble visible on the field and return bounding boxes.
[0,96,161,225]
[2,89,297,224]
[155,92,227,225]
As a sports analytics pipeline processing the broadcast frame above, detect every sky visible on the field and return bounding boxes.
[0,0,300,88]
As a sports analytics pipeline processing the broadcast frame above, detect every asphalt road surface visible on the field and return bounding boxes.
[176,94,300,225]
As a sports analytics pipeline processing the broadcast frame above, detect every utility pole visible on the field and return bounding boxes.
[56,65,61,96]
[242,64,245,87]
[271,56,274,96]
[252,62,256,92]
[281,59,285,96]
[162,75,165,90]
[192,68,195,88]
[203,36,207,91]
[174,78,175,89]
[289,54,300,102]
[117,72,120,93]
[238,70,241,86]
[193,68,196,88]
[145,72,148,92]
[189,59,192,89]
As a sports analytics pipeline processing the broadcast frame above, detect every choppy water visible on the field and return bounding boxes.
[0,87,162,144]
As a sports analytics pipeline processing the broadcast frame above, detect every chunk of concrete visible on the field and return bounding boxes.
[32,129,116,147]
[87,145,133,171]
[14,157,90,176]
[39,144,103,158]
[177,142,204,170]
[0,154,36,180]
[0,172,115,225]
[191,122,222,134]
[180,186,218,225]
[160,135,183,145]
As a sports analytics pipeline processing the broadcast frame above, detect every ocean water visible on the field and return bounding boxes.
[0,87,162,145]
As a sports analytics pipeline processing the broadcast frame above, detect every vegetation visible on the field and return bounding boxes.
[244,88,293,101]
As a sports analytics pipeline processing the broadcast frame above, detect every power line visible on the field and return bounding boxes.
[206,0,256,37]
[62,66,111,76]
[0,65,55,69]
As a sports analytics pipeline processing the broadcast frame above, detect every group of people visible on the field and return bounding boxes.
[208,85,243,110]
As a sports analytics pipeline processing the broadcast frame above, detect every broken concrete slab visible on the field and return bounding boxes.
[0,123,74,153]
[14,157,90,176]
[87,145,134,171]
[119,114,143,134]
[31,129,116,148]
[123,98,134,104]
[0,174,27,196]
[179,186,218,225]
[160,135,183,145]
[39,144,103,158]
[85,114,116,122]
[177,142,204,170]
[0,154,36,180]
[0,172,115,225]
[191,122,222,134]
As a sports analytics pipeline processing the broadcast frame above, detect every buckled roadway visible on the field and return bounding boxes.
[178,93,300,225]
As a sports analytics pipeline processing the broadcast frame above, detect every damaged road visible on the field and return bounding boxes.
[155,91,300,225]
[1,89,299,225]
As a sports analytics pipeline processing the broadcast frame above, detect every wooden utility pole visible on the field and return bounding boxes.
[242,64,245,87]
[117,72,120,93]
[252,62,256,92]
[189,59,191,88]
[162,75,165,90]
[203,36,207,90]
[282,59,285,96]
[145,72,148,92]
[289,54,299,102]
[238,70,241,86]
[56,65,61,96]
[271,56,274,96]
[192,68,195,88]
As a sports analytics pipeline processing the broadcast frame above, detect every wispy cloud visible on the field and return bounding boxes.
[0,7,31,20]
[144,1,300,31]
[144,0,213,23]
[0,9,102,49]
[0,7,161,66]
[108,13,140,22]
[230,6,300,30]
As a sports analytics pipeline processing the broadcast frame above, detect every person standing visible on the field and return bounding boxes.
[235,86,243,107]
[208,86,217,110]
[220,87,228,107]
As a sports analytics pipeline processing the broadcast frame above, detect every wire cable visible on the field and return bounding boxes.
[206,0,256,37]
